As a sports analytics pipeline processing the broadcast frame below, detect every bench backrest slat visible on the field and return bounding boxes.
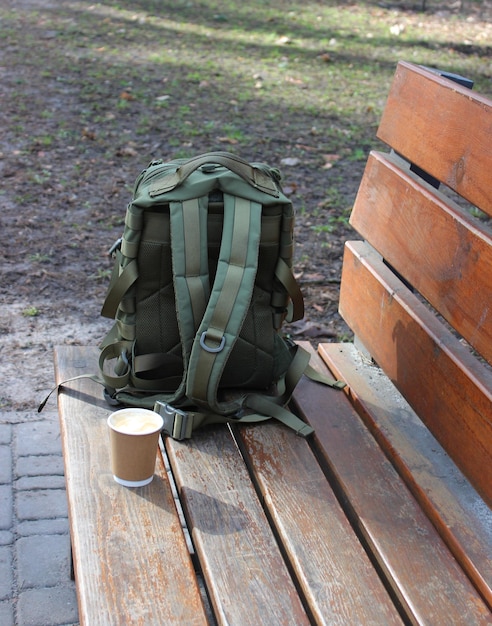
[341,63,492,506]
[377,61,492,216]
[340,240,492,505]
[350,150,492,364]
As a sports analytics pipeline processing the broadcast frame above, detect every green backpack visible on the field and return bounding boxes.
[98,152,343,439]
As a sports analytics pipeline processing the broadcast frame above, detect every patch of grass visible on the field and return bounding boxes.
[29,252,52,264]
[33,135,55,148]
[90,268,113,280]
[311,210,351,235]
[347,148,368,162]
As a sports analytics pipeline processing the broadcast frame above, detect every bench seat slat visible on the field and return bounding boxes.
[291,345,492,624]
[350,150,492,364]
[54,346,208,626]
[339,241,492,506]
[165,428,310,626]
[233,422,403,625]
[318,341,492,608]
[377,60,492,215]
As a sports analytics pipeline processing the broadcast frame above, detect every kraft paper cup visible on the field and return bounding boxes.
[107,408,164,487]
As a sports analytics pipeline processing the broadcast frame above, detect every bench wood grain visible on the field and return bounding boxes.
[55,345,208,626]
[318,341,492,607]
[292,344,491,624]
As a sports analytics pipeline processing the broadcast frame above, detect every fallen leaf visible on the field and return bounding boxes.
[82,128,96,140]
[282,183,297,195]
[321,153,341,169]
[320,290,339,302]
[302,273,325,283]
[119,91,135,101]
[322,153,341,163]
[116,144,138,157]
[295,143,317,152]
[288,320,336,338]
[285,76,304,85]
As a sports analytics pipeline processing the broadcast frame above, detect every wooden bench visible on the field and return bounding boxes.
[54,61,492,625]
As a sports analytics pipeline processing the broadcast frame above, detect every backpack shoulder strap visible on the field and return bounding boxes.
[186,192,262,415]
[168,195,211,394]
[120,195,213,407]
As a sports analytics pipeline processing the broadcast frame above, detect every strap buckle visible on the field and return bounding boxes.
[108,237,122,257]
[153,401,193,440]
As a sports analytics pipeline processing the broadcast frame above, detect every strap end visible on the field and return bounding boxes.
[295,423,314,438]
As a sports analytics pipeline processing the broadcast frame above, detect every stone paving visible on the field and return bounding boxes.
[0,408,79,626]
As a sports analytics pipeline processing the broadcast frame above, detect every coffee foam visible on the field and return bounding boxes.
[109,410,162,435]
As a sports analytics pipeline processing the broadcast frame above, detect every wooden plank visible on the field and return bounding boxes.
[55,346,207,626]
[318,341,492,609]
[291,343,492,625]
[233,422,403,625]
[377,61,492,216]
[350,150,492,365]
[165,427,310,626]
[339,241,492,506]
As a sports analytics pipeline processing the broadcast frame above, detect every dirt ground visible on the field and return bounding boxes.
[1,0,490,413]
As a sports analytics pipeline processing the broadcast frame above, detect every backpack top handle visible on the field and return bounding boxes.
[149,151,280,198]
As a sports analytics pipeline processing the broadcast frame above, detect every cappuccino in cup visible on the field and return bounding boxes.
[107,408,164,487]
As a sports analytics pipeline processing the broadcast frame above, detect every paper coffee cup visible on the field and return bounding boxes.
[107,408,164,487]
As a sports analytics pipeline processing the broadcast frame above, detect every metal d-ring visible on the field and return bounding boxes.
[199,331,226,353]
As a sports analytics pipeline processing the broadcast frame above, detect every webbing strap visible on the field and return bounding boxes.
[154,401,234,439]
[305,363,347,389]
[273,343,311,405]
[99,341,132,389]
[243,395,314,437]
[38,374,103,413]
[170,197,210,343]
[148,345,346,439]
[187,194,262,414]
[274,257,304,322]
[274,344,347,402]
[100,254,138,319]
[153,400,308,440]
